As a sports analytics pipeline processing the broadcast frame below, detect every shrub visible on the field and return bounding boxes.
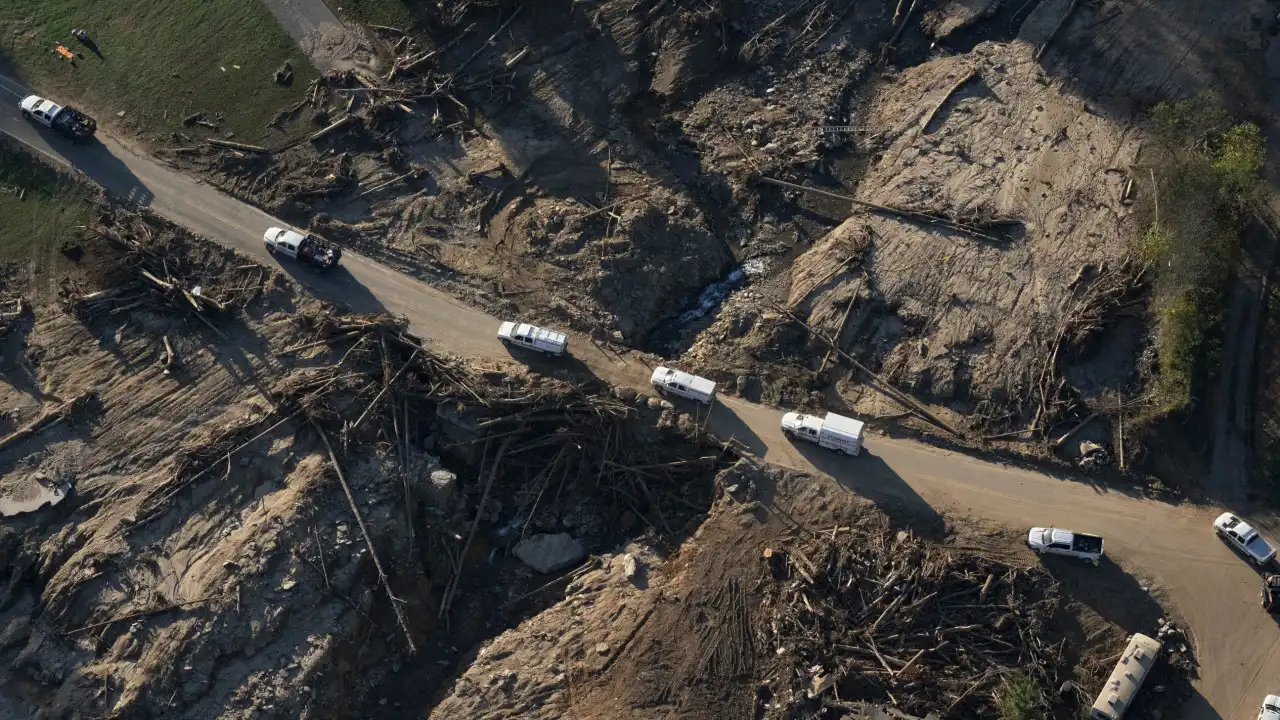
[1143,95,1265,412]
[998,672,1043,720]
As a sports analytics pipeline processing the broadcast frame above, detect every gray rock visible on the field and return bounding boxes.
[514,533,585,573]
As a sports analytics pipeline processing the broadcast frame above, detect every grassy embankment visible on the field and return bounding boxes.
[0,137,91,269]
[0,0,317,142]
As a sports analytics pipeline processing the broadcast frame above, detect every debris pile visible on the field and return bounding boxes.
[57,208,277,343]
[759,519,1066,718]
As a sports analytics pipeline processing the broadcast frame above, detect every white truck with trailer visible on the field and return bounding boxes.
[263,227,342,271]
[497,322,567,356]
[1027,527,1104,565]
[19,94,97,142]
[780,411,865,456]
[650,367,716,405]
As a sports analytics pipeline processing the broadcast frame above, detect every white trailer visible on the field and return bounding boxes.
[650,367,716,405]
[497,321,567,356]
[1089,633,1161,720]
[781,411,865,456]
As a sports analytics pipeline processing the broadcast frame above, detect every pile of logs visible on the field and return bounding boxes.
[57,210,269,344]
[131,309,733,653]
[1029,256,1146,438]
[760,519,1065,718]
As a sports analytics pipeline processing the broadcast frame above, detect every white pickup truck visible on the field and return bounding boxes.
[263,227,342,271]
[1215,513,1277,566]
[781,411,865,456]
[19,94,96,141]
[1028,527,1104,565]
[497,321,567,356]
[650,367,716,405]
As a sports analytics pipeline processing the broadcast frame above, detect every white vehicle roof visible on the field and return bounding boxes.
[822,412,864,438]
[1030,527,1074,545]
[782,412,823,433]
[1091,633,1161,719]
[20,95,60,116]
[1261,695,1280,720]
[651,366,716,395]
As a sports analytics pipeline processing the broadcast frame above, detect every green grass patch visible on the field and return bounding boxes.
[0,138,92,266]
[1143,94,1265,412]
[997,672,1043,720]
[336,0,418,28]
[0,0,318,142]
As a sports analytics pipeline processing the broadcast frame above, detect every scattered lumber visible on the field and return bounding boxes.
[763,518,1066,718]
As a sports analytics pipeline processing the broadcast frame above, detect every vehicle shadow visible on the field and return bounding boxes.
[1036,553,1165,636]
[498,344,607,390]
[272,261,388,317]
[1172,691,1224,720]
[797,441,948,540]
[705,401,765,459]
[60,138,155,208]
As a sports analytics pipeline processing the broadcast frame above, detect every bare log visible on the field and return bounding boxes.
[921,69,978,133]
[315,423,418,653]
[310,115,357,143]
[205,138,269,154]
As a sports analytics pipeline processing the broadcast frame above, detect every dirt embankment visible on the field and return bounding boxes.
[426,459,1194,720]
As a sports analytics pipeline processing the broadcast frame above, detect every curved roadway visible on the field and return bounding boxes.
[0,72,1274,720]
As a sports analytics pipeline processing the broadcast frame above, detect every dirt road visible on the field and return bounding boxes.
[0,71,1275,719]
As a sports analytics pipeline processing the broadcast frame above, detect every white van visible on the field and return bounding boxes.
[781,411,865,456]
[650,366,716,405]
[497,321,568,356]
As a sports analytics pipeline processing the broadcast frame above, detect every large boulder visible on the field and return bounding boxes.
[513,533,585,573]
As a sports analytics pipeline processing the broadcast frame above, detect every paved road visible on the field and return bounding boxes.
[0,72,1276,719]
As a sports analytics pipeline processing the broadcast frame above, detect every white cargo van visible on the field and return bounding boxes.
[650,367,716,405]
[497,321,568,356]
[781,411,865,456]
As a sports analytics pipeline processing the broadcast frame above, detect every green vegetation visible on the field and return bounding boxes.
[1143,94,1266,412]
[997,672,1043,720]
[0,138,91,266]
[0,0,317,142]
[336,0,418,28]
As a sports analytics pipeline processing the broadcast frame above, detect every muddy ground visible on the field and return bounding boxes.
[167,0,1280,488]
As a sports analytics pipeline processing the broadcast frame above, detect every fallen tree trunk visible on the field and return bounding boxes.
[0,392,94,454]
[205,138,269,154]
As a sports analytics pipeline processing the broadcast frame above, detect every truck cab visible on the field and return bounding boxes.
[650,367,716,405]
